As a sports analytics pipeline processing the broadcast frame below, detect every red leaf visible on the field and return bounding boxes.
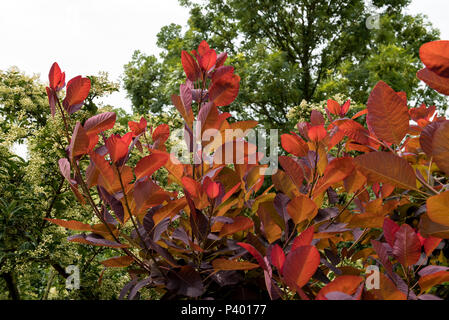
[237,242,269,270]
[128,117,147,137]
[269,244,286,274]
[208,72,240,106]
[283,245,320,289]
[69,122,91,159]
[105,132,133,163]
[423,236,442,256]
[181,176,201,198]
[281,133,309,157]
[63,76,91,114]
[152,124,170,145]
[199,47,217,72]
[327,99,341,115]
[48,62,65,91]
[419,40,449,77]
[203,176,220,199]
[392,224,422,267]
[340,100,351,115]
[181,51,201,81]
[278,156,304,190]
[84,112,116,136]
[366,81,409,144]
[291,226,315,251]
[383,218,400,248]
[307,125,327,142]
[334,119,370,145]
[135,152,169,180]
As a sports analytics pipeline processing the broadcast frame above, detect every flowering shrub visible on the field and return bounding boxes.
[45,40,449,300]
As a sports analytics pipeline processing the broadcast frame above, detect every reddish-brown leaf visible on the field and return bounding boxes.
[208,72,240,106]
[354,152,416,190]
[419,271,449,292]
[181,50,201,81]
[212,258,259,271]
[101,256,134,268]
[417,68,449,95]
[392,224,422,267]
[278,156,305,190]
[84,112,116,136]
[269,244,286,274]
[383,218,400,248]
[366,81,409,144]
[432,120,449,175]
[128,117,147,137]
[419,121,444,156]
[48,62,65,91]
[69,122,90,159]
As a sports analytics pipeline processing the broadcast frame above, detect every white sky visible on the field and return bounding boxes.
[1,0,449,158]
[1,0,448,114]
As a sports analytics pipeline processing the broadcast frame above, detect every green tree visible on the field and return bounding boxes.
[123,0,445,130]
[0,67,129,299]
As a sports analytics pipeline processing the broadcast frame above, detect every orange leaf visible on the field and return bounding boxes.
[219,216,254,237]
[427,191,449,227]
[100,256,134,268]
[419,271,449,292]
[153,198,187,225]
[281,133,309,157]
[315,275,364,300]
[419,40,449,77]
[44,218,92,232]
[287,194,318,225]
[212,258,259,271]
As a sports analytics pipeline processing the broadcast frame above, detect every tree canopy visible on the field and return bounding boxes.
[123,0,444,129]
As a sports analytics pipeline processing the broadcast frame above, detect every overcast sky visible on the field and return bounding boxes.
[1,0,448,115]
